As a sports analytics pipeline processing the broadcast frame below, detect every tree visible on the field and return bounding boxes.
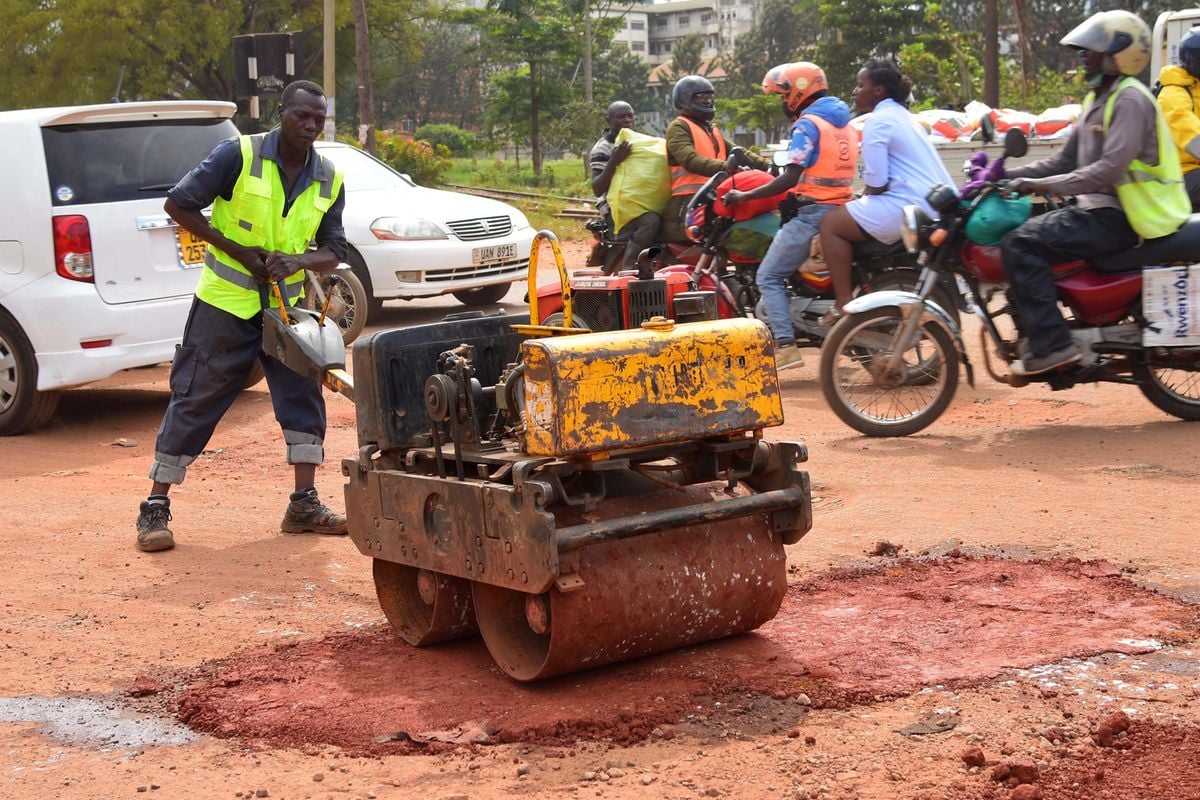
[665,32,707,82]
[723,0,821,100]
[472,0,584,176]
[814,0,926,97]
[592,45,654,111]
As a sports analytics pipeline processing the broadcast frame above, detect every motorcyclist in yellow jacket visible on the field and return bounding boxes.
[1156,26,1200,209]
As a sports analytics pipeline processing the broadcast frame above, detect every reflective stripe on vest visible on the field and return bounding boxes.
[793,115,858,205]
[202,250,303,303]
[670,117,728,197]
[1087,77,1190,240]
[195,134,343,319]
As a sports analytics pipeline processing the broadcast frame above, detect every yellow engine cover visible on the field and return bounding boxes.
[520,317,784,457]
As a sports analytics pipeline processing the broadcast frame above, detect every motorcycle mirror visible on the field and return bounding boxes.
[979,113,996,144]
[1003,128,1028,159]
[771,149,789,168]
[688,171,727,213]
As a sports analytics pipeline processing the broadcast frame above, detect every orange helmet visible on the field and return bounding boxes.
[761,62,828,117]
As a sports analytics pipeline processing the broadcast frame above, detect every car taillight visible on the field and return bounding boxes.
[53,215,94,282]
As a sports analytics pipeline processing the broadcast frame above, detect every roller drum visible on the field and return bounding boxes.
[472,484,787,681]
[373,560,478,646]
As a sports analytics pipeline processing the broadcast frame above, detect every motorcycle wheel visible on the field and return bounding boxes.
[303,269,368,345]
[1138,355,1200,420]
[819,307,959,437]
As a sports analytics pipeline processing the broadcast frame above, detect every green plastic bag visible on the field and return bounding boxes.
[607,128,671,234]
[965,193,1032,246]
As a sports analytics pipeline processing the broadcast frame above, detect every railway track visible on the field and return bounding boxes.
[443,183,597,221]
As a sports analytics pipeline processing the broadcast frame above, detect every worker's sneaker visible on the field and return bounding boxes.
[136,497,175,552]
[281,488,348,535]
[1012,342,1082,376]
[774,343,805,370]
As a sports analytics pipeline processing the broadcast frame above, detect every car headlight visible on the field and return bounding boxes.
[370,217,448,241]
[900,205,929,253]
[510,209,531,231]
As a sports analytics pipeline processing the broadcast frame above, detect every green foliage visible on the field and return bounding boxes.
[544,100,608,169]
[376,131,451,185]
[592,45,654,112]
[896,4,982,110]
[413,123,479,155]
[815,0,925,98]
[717,95,789,144]
[1001,63,1085,112]
[665,33,707,83]
[723,0,821,100]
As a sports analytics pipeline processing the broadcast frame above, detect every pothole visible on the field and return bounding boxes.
[164,555,1200,755]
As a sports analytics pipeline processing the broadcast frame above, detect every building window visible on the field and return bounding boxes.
[701,13,712,23]
[632,41,645,51]
[656,16,668,27]
[678,15,690,26]
[631,20,645,30]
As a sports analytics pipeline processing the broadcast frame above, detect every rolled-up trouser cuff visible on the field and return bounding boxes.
[148,452,197,484]
[284,429,324,465]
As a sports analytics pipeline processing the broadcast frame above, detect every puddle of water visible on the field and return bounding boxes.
[0,696,199,750]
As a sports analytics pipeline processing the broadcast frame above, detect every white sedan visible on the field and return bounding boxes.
[314,142,535,321]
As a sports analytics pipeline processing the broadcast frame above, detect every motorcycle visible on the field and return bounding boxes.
[818,128,1200,437]
[681,161,960,348]
[567,150,959,345]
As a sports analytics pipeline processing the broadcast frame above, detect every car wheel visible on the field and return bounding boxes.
[453,283,513,307]
[0,309,60,435]
[346,249,384,321]
[302,269,369,345]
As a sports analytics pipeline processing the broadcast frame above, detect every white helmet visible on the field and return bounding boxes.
[1060,10,1151,77]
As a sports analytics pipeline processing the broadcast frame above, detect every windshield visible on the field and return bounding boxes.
[42,117,238,206]
[318,145,416,192]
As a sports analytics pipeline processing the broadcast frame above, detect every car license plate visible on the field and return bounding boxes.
[176,227,207,268]
[472,243,517,265]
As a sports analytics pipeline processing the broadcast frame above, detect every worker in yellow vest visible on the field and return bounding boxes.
[1003,10,1189,376]
[136,80,349,553]
[662,75,769,242]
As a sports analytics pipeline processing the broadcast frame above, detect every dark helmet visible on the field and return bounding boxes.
[672,75,715,121]
[1181,27,1200,79]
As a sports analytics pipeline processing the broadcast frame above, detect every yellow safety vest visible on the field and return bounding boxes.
[196,134,344,319]
[1086,77,1190,240]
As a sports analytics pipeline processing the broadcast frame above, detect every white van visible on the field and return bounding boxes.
[0,100,238,435]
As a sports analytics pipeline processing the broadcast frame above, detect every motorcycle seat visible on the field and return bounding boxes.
[1089,213,1200,273]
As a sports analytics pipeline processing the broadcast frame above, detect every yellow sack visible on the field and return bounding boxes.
[607,128,670,234]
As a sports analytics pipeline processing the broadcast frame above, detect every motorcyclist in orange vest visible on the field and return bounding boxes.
[662,75,769,242]
[722,63,858,369]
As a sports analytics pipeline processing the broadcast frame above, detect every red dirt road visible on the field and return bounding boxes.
[4,239,1200,800]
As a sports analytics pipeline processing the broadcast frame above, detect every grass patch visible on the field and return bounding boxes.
[435,156,594,242]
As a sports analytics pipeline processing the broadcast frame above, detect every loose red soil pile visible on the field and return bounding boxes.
[171,555,1200,755]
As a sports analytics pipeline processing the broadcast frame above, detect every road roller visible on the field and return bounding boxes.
[262,232,812,681]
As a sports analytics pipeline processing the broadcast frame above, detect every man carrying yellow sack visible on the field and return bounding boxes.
[589,102,664,271]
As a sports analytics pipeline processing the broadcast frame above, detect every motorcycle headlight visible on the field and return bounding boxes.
[926,184,959,214]
[900,205,933,253]
[370,217,448,241]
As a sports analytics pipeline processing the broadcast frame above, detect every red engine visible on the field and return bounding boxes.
[536,268,716,331]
